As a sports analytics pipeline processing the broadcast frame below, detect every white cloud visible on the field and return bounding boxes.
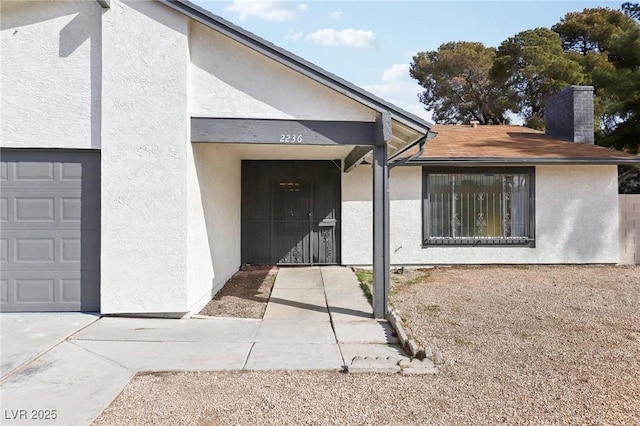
[286,29,303,40]
[382,64,409,82]
[226,1,307,22]
[330,8,343,19]
[363,64,432,122]
[306,28,375,48]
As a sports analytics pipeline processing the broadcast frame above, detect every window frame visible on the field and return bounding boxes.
[422,166,536,248]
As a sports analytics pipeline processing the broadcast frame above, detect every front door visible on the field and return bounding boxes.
[273,178,311,264]
[242,160,340,265]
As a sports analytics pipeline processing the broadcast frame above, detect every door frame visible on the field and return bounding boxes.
[241,160,341,266]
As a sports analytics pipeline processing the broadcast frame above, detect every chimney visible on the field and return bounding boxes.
[544,85,594,144]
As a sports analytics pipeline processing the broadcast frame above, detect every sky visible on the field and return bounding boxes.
[191,1,625,122]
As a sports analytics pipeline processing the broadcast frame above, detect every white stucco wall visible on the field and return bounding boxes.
[342,164,619,265]
[190,144,242,306]
[0,0,101,149]
[186,143,215,314]
[100,0,191,315]
[619,194,640,264]
[189,21,376,121]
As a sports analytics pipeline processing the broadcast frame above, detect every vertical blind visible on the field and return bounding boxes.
[427,172,532,242]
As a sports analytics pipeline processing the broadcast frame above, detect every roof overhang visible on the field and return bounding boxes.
[403,157,640,166]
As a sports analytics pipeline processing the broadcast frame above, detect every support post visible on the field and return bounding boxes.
[372,112,391,318]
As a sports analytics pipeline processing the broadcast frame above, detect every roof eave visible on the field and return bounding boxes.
[404,157,640,166]
[160,0,432,135]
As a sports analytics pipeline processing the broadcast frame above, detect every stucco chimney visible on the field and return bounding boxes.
[544,85,595,144]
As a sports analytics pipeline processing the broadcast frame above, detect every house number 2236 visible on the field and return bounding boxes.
[280,134,303,143]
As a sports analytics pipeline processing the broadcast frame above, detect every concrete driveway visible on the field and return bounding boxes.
[0,267,405,425]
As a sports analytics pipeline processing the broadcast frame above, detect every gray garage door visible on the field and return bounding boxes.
[1,150,100,312]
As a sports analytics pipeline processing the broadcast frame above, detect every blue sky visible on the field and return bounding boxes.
[192,1,624,122]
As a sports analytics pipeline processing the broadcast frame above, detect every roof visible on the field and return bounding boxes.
[405,125,640,165]
[159,0,432,137]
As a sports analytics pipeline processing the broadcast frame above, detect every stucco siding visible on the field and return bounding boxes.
[342,166,373,265]
[191,144,242,303]
[0,0,101,149]
[342,164,619,265]
[188,22,376,121]
[186,143,215,314]
[619,194,640,264]
[100,0,191,314]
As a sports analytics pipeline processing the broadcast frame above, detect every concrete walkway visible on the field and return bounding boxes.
[0,266,405,425]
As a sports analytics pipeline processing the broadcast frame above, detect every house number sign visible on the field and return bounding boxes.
[280,134,304,143]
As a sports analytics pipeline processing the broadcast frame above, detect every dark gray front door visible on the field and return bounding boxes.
[273,178,311,264]
[242,160,340,265]
[0,150,100,312]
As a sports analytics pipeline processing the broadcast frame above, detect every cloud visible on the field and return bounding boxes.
[306,28,375,48]
[226,1,307,22]
[382,64,409,82]
[286,29,303,41]
[363,64,433,122]
[330,8,343,19]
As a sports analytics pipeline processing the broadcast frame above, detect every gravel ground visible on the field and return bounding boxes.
[94,265,640,425]
[197,267,277,318]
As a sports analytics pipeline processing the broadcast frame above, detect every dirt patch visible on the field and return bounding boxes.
[197,267,277,319]
[96,266,640,425]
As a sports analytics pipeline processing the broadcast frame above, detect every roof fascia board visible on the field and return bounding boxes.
[159,0,431,134]
[403,157,640,166]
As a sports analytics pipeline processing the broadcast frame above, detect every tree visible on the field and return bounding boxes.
[552,7,636,55]
[409,42,514,124]
[552,6,640,154]
[491,28,584,128]
[552,7,636,135]
[592,23,640,153]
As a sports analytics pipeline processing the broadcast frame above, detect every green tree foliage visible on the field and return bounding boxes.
[553,6,639,155]
[552,7,636,129]
[552,7,636,55]
[491,28,584,128]
[409,42,514,124]
[592,23,640,153]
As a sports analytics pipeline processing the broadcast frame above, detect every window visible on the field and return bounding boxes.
[423,167,535,246]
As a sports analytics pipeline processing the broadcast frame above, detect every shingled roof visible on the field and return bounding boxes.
[407,125,640,165]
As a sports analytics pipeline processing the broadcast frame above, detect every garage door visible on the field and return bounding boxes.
[1,150,100,312]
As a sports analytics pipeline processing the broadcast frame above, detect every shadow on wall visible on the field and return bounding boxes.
[59,4,102,150]
[192,144,241,290]
[2,1,103,149]
[542,194,616,263]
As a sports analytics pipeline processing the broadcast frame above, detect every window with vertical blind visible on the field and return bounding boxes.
[422,167,535,246]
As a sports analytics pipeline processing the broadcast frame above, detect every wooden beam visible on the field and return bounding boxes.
[343,146,372,172]
[191,118,377,146]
